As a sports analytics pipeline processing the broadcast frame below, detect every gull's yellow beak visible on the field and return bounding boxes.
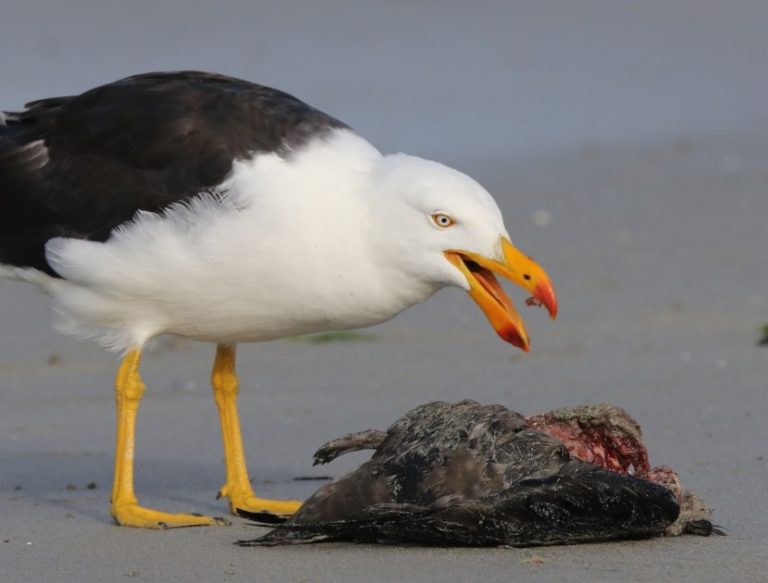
[444,237,558,352]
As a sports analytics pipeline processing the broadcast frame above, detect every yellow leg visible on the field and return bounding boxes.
[111,349,229,528]
[212,344,301,517]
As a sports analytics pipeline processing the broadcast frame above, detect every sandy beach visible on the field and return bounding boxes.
[2,2,767,581]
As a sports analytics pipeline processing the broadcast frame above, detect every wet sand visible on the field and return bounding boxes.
[2,138,767,581]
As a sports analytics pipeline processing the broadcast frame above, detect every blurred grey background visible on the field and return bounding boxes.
[3,1,768,157]
[2,2,767,582]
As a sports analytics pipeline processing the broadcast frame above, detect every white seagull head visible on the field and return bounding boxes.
[367,153,557,351]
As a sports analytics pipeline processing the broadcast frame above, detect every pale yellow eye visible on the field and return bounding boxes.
[431,212,456,228]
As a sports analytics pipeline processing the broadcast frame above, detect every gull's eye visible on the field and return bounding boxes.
[431,212,456,228]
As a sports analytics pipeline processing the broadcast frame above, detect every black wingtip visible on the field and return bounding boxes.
[235,508,289,525]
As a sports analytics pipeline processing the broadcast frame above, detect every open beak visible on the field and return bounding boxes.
[444,237,557,352]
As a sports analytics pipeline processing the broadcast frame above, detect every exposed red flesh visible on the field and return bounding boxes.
[526,404,716,537]
[526,404,650,477]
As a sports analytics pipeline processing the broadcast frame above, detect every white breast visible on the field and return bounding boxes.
[40,130,440,351]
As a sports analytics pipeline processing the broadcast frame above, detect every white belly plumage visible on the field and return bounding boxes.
[31,133,440,351]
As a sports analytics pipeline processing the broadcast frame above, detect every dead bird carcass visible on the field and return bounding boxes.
[238,400,719,547]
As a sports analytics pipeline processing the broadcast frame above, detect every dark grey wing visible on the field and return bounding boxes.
[237,501,482,547]
[240,462,680,547]
[363,464,679,547]
[485,461,680,547]
[0,71,347,274]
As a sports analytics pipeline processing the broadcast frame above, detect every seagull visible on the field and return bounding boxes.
[0,71,557,529]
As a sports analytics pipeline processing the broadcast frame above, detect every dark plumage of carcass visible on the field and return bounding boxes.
[238,401,719,547]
